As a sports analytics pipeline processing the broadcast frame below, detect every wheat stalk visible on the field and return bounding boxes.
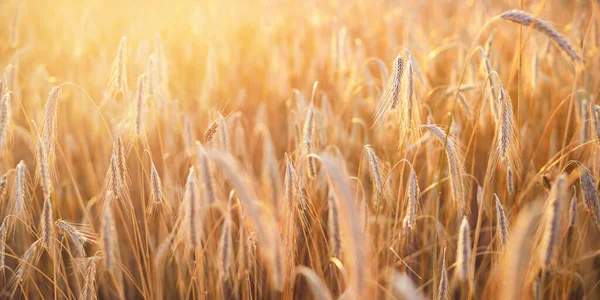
[218,112,229,152]
[374,54,404,128]
[204,120,218,143]
[303,82,318,178]
[0,218,8,274]
[14,160,30,221]
[183,167,201,248]
[101,192,116,269]
[422,124,467,214]
[56,219,93,257]
[506,164,515,194]
[494,194,509,250]
[593,105,600,142]
[582,100,590,142]
[407,166,420,230]
[146,55,155,96]
[0,92,10,148]
[456,216,471,281]
[569,189,577,227]
[80,257,98,300]
[327,190,342,258]
[197,143,216,205]
[135,74,147,136]
[500,10,581,61]
[14,239,42,284]
[218,204,232,280]
[579,166,600,229]
[365,146,383,195]
[540,173,566,268]
[116,36,128,93]
[42,85,62,170]
[437,247,449,300]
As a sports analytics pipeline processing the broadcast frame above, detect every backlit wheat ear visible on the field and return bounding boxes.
[501,202,542,300]
[364,146,383,195]
[14,160,30,221]
[481,54,499,120]
[0,174,9,203]
[402,57,420,135]
[407,166,420,230]
[494,194,509,250]
[569,189,577,227]
[456,216,471,281]
[303,82,318,178]
[56,219,93,257]
[37,136,54,249]
[437,247,449,300]
[154,33,167,88]
[374,54,404,128]
[496,91,519,179]
[0,92,10,148]
[80,257,98,300]
[42,85,62,171]
[218,201,232,280]
[135,74,147,137]
[497,94,512,160]
[204,120,218,143]
[284,153,307,211]
[422,124,467,214]
[104,36,128,101]
[183,167,201,248]
[582,100,590,142]
[207,151,283,291]
[476,185,483,209]
[146,55,155,96]
[110,149,120,197]
[0,218,8,273]
[593,105,600,141]
[218,112,229,152]
[148,158,171,219]
[540,174,566,268]
[183,115,193,148]
[457,92,472,120]
[149,159,164,205]
[507,163,515,194]
[101,192,116,269]
[320,154,367,295]
[116,134,128,184]
[284,153,297,209]
[401,215,411,239]
[261,131,281,215]
[0,73,5,95]
[14,239,42,283]
[579,166,600,229]
[500,10,581,62]
[197,143,216,205]
[9,4,20,47]
[108,137,131,213]
[116,36,128,93]
[327,190,342,258]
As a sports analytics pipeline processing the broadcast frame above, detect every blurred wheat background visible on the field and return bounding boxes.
[0,0,599,299]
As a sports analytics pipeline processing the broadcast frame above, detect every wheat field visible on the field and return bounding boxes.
[0,0,599,299]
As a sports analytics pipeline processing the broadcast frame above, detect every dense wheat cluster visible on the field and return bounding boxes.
[0,0,599,299]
